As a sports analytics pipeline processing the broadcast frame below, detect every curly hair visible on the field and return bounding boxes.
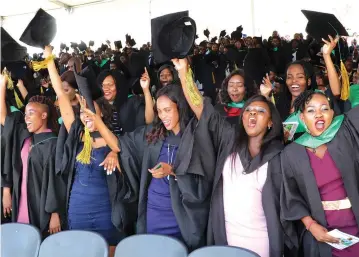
[146,84,192,144]
[28,95,59,135]
[220,69,257,105]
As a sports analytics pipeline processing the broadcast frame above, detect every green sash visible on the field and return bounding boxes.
[349,84,359,108]
[295,115,344,149]
[227,101,245,108]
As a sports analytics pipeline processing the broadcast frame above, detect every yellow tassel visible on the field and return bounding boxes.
[76,127,92,165]
[234,63,238,70]
[340,60,350,101]
[14,91,24,109]
[271,94,276,105]
[185,68,202,107]
[212,72,216,84]
[40,86,44,95]
[31,55,56,72]
[2,68,13,89]
[2,68,24,109]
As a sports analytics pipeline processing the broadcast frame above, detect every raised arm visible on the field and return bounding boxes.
[140,68,154,124]
[0,75,8,126]
[16,79,28,100]
[322,36,341,97]
[44,46,75,132]
[172,58,204,120]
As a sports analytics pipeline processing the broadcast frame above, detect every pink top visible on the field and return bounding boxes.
[17,129,52,224]
[223,154,269,257]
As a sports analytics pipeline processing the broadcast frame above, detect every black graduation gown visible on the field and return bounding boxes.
[118,119,216,251]
[1,110,23,223]
[198,101,295,257]
[214,104,241,126]
[281,104,359,257]
[118,96,146,133]
[55,119,137,233]
[1,115,66,236]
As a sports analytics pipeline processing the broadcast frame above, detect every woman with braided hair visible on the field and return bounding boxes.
[0,74,65,238]
[281,89,359,257]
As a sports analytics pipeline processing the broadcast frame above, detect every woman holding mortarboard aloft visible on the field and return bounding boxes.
[280,89,359,257]
[81,81,215,251]
[0,73,65,238]
[214,69,257,126]
[45,46,136,257]
[172,57,295,257]
[97,68,154,135]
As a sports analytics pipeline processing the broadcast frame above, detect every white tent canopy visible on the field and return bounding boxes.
[1,0,358,54]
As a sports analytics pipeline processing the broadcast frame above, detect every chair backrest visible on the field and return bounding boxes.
[38,230,108,257]
[1,223,41,257]
[188,246,261,257]
[115,234,188,257]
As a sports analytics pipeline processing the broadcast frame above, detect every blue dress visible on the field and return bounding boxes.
[68,145,120,245]
[146,134,182,239]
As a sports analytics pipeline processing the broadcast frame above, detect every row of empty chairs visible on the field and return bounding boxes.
[0,223,260,257]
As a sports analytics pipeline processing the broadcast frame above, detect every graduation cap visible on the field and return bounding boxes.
[80,66,102,100]
[151,11,196,64]
[19,8,57,48]
[101,43,108,52]
[114,40,122,49]
[78,41,87,52]
[1,28,28,62]
[211,37,218,43]
[73,69,96,164]
[89,41,95,47]
[220,30,226,38]
[1,61,30,81]
[60,43,66,50]
[129,39,136,47]
[203,29,210,39]
[301,10,349,42]
[70,42,78,49]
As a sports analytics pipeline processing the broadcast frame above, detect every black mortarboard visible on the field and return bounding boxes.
[78,41,87,52]
[211,37,218,43]
[19,8,57,48]
[220,30,226,38]
[301,10,349,42]
[204,29,210,39]
[101,44,108,52]
[151,11,196,64]
[1,61,30,80]
[70,42,78,49]
[1,28,28,61]
[74,70,96,113]
[114,40,122,49]
[129,39,136,47]
[60,43,66,50]
[80,66,102,100]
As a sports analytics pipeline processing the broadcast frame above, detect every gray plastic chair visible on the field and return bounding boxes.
[115,234,188,257]
[188,246,261,257]
[1,223,41,257]
[38,230,108,257]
